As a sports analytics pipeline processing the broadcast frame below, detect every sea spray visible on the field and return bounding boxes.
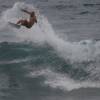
[1,2,100,63]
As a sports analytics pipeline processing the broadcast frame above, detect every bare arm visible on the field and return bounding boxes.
[21,9,31,15]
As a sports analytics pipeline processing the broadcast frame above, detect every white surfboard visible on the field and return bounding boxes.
[8,22,21,29]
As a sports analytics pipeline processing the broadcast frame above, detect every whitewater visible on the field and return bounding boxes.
[0,2,100,96]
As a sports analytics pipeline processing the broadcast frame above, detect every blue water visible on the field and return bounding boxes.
[0,0,100,100]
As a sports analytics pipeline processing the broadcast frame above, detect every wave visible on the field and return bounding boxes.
[29,68,100,91]
[1,2,100,62]
[0,2,100,91]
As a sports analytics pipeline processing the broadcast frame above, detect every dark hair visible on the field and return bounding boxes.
[31,11,35,17]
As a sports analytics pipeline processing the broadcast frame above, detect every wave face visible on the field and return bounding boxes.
[0,1,100,100]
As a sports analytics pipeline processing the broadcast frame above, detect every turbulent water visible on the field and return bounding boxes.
[0,0,100,100]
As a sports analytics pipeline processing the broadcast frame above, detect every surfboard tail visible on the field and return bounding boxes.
[8,22,21,29]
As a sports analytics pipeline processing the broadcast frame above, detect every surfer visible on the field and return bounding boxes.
[17,9,37,28]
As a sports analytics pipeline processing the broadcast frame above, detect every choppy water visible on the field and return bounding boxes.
[0,0,100,100]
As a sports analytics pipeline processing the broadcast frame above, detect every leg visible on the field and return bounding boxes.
[17,20,24,25]
[17,19,31,28]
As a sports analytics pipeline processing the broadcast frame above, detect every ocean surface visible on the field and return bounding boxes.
[0,0,100,100]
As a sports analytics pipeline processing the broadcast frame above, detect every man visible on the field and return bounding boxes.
[17,9,37,28]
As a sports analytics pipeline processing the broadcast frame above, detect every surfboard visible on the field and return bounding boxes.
[8,22,21,29]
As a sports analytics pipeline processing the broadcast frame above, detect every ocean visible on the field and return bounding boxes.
[0,0,100,100]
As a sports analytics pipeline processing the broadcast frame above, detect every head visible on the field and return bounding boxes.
[31,11,35,17]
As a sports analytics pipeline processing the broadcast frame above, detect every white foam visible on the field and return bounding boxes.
[29,68,100,91]
[0,57,32,65]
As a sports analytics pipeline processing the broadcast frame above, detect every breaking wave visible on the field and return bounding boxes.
[0,2,100,91]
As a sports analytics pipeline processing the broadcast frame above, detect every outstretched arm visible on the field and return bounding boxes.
[21,9,31,15]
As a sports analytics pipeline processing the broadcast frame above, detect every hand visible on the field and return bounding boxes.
[20,9,27,12]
